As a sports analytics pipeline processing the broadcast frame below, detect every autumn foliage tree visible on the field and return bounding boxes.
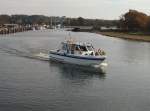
[120,10,150,31]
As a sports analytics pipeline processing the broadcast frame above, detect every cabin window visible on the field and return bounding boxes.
[87,46,93,51]
[79,46,87,51]
[75,45,80,51]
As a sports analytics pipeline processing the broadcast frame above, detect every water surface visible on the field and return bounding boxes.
[0,29,150,111]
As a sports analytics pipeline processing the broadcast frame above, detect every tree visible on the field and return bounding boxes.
[120,10,149,31]
[0,15,10,24]
[77,17,85,25]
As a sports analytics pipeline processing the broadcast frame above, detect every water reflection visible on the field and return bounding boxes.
[49,61,106,80]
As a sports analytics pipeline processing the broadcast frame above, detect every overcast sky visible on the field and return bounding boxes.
[0,0,150,19]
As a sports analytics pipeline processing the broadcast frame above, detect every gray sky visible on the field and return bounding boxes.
[0,0,150,19]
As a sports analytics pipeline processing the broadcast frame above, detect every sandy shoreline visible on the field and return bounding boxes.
[96,31,150,42]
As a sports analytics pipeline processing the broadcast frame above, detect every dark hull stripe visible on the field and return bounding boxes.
[50,52,106,61]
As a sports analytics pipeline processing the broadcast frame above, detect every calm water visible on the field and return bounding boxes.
[0,29,150,111]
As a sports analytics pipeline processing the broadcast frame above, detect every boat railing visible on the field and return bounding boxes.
[97,49,106,56]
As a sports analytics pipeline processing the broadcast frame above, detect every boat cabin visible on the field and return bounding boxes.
[59,41,96,56]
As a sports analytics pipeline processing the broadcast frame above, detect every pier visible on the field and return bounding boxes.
[0,24,32,34]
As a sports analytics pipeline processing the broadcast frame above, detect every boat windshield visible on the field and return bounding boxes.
[87,45,93,51]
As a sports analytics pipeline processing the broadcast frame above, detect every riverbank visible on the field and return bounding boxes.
[96,31,150,42]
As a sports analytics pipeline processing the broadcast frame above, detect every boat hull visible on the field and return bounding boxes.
[49,51,106,66]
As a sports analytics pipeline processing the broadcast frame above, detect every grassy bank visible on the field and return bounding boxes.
[96,31,150,42]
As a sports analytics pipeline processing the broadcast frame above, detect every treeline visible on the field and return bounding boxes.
[120,10,150,32]
[64,17,119,27]
[1,10,149,32]
[0,15,51,25]
[0,14,118,27]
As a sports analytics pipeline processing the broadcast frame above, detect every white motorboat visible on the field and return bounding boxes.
[49,39,107,68]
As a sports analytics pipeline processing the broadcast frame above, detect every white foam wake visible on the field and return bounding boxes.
[33,52,49,61]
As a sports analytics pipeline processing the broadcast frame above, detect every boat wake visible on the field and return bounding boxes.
[0,46,50,61]
[0,46,107,73]
[33,52,49,60]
